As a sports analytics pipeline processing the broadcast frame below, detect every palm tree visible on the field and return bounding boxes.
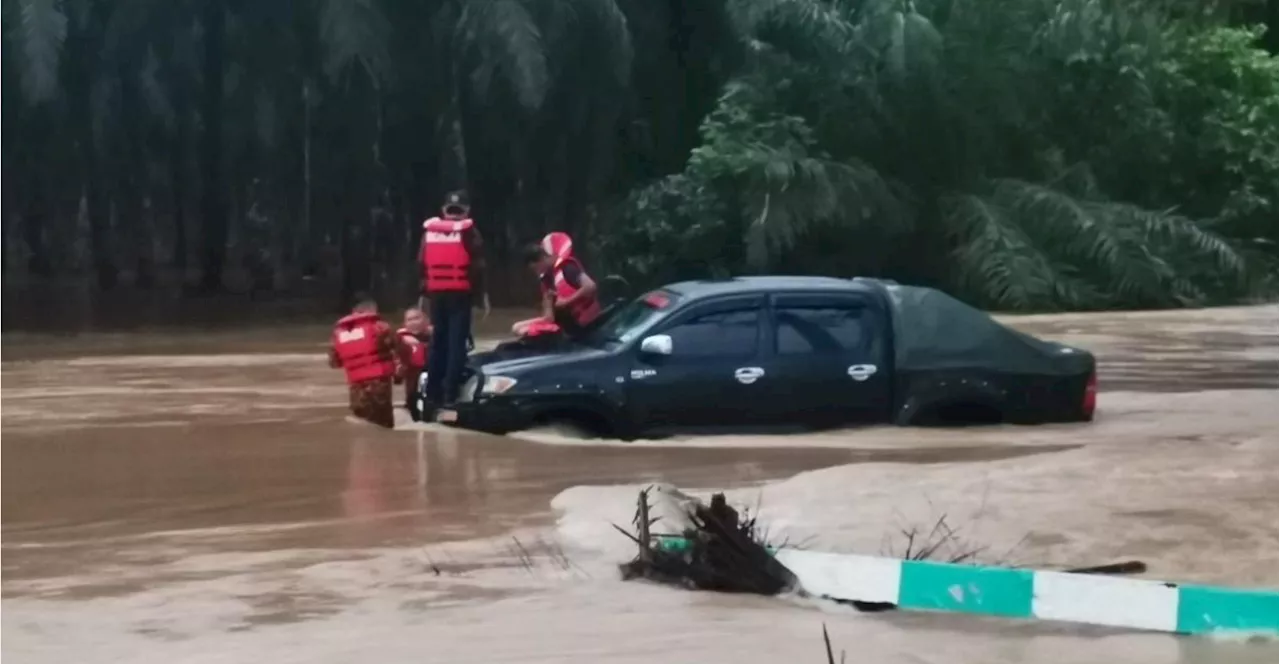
[651,0,1252,309]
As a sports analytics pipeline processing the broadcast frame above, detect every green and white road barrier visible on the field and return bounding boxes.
[653,538,1278,636]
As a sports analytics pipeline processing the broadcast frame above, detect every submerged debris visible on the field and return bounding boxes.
[822,623,846,664]
[617,485,1148,611]
[616,485,795,595]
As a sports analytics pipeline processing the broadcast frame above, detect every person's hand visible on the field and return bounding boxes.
[481,293,492,320]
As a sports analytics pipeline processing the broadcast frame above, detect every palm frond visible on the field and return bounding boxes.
[459,0,550,111]
[729,0,862,66]
[14,0,67,104]
[882,9,942,81]
[971,178,1249,307]
[139,47,176,132]
[989,178,1172,303]
[945,192,1066,309]
[687,77,907,269]
[577,0,633,85]
[320,0,392,86]
[729,0,857,45]
[742,152,905,268]
[1118,203,1248,279]
[1035,0,1167,65]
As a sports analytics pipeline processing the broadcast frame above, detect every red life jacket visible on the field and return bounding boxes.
[421,217,474,292]
[396,328,429,369]
[546,256,601,327]
[523,319,563,338]
[332,312,395,384]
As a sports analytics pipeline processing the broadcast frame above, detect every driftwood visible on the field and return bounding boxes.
[617,486,796,595]
[617,486,1148,613]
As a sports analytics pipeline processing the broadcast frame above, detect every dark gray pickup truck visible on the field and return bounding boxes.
[439,276,1096,439]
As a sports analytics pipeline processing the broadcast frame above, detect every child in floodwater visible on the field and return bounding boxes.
[329,295,398,428]
[395,307,432,422]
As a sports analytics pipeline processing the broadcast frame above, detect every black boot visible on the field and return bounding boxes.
[420,401,439,423]
[406,394,423,422]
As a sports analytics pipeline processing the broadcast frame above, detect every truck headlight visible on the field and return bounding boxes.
[481,375,519,395]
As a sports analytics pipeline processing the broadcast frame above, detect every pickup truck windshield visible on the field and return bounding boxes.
[587,290,681,345]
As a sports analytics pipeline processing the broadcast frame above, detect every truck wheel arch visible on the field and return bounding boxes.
[529,401,619,439]
[896,379,1008,427]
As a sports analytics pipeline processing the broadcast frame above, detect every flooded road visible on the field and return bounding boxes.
[2,305,1276,663]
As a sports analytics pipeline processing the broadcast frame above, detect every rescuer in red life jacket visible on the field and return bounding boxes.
[329,295,398,428]
[394,307,432,422]
[511,231,601,341]
[419,190,490,414]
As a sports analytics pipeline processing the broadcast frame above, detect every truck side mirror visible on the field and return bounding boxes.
[639,334,673,356]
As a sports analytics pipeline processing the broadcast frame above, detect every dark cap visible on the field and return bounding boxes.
[442,190,470,218]
[444,190,470,208]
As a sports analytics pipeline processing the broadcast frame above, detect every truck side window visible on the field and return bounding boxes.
[775,306,867,355]
[665,309,759,358]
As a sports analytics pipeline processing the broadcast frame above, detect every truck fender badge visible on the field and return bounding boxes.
[847,364,878,382]
[630,369,656,380]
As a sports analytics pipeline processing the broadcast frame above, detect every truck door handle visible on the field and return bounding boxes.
[847,364,878,382]
[734,367,765,385]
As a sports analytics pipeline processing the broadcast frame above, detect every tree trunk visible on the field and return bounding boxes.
[118,62,151,288]
[198,0,229,293]
[65,1,117,289]
[301,78,313,276]
[20,210,52,278]
[171,109,190,275]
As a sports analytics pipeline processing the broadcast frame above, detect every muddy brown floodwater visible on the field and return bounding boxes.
[2,305,1277,663]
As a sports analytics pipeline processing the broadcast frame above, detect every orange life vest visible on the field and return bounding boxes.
[396,328,429,369]
[332,312,395,384]
[546,256,601,327]
[421,217,474,292]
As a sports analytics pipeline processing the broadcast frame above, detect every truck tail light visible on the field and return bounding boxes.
[1082,370,1097,420]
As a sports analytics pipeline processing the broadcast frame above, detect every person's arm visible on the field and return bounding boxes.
[467,226,487,296]
[417,231,427,295]
[377,323,396,353]
[540,289,556,321]
[467,226,491,317]
[555,265,597,308]
[392,334,411,384]
[328,346,342,369]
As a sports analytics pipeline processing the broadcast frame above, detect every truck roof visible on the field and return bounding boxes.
[663,275,889,300]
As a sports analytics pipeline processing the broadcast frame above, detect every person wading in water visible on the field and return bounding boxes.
[394,307,432,422]
[329,295,397,428]
[418,191,490,418]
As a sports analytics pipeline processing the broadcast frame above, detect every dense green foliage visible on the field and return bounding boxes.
[2,0,1276,310]
[607,0,1278,309]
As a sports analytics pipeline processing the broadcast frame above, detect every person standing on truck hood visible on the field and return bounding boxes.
[511,231,601,341]
[394,307,432,422]
[329,295,397,428]
[419,191,490,415]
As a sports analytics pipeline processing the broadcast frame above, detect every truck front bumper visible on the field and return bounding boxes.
[439,397,532,434]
